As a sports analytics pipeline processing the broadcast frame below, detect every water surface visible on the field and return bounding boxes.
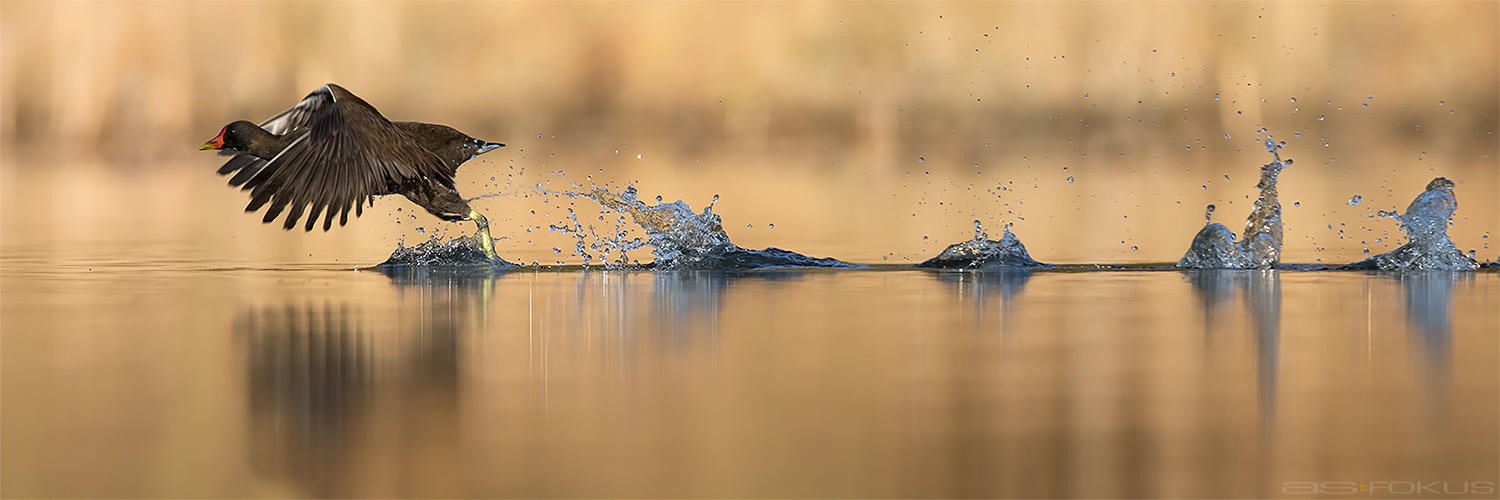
[2,251,1495,497]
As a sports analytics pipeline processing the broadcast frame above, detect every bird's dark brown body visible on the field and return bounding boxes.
[201,84,503,232]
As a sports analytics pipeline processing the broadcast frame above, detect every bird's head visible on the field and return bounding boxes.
[199,121,261,152]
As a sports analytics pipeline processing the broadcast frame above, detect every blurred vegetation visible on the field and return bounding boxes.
[1,1,1495,264]
[2,1,1494,163]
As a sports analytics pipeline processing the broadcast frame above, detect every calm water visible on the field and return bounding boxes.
[2,249,1496,497]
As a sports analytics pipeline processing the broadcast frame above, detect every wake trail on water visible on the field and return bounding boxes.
[370,131,1490,273]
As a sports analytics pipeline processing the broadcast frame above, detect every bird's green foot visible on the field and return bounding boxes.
[469,210,498,261]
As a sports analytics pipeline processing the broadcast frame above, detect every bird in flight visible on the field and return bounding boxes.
[200,83,504,259]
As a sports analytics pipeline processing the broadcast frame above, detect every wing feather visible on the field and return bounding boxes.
[214,86,334,186]
[216,154,260,176]
[258,87,334,135]
[236,84,453,231]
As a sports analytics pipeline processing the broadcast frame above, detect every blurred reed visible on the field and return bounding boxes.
[1,1,1495,265]
[2,1,1494,164]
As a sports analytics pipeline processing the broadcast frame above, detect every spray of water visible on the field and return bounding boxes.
[1178,134,1290,269]
[918,220,1045,269]
[563,185,853,270]
[1340,177,1478,271]
[377,233,517,269]
[370,136,1490,273]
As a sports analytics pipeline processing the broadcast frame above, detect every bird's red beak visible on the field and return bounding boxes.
[200,128,226,150]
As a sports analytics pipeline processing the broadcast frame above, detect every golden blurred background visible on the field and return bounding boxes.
[1,1,1496,265]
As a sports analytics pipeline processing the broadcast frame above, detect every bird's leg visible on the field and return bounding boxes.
[468,210,498,260]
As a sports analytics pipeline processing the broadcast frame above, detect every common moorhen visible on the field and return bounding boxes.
[200,83,505,259]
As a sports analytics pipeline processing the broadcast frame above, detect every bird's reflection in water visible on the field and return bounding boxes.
[239,303,375,495]
[927,268,1033,331]
[1183,269,1281,418]
[237,268,495,496]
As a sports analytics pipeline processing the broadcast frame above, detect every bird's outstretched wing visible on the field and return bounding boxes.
[215,86,334,164]
[217,86,319,186]
[228,84,453,231]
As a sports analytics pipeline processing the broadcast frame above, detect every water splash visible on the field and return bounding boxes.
[376,234,517,270]
[917,221,1045,269]
[1340,177,1478,271]
[565,185,853,270]
[1178,135,1289,269]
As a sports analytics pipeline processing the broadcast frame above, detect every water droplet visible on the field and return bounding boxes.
[1317,115,1326,121]
[768,223,775,230]
[416,227,425,234]
[745,224,753,230]
[1348,194,1363,206]
[1130,246,1139,252]
[655,195,663,203]
[636,154,644,160]
[917,156,926,163]
[1066,176,1075,183]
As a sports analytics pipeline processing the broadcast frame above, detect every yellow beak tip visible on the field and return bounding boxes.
[199,143,216,151]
